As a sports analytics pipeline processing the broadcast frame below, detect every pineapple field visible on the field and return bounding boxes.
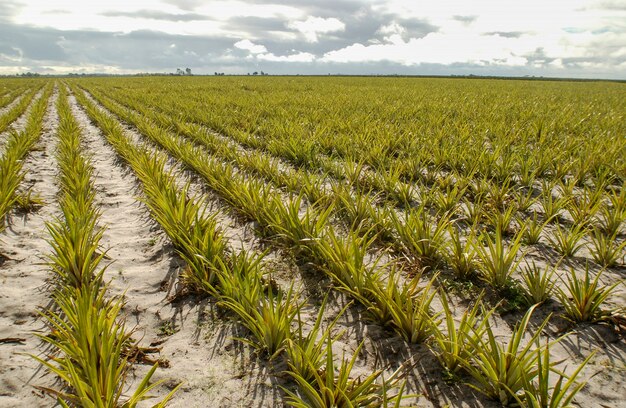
[0,76,624,407]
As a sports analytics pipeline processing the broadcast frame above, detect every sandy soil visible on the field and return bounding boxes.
[0,82,623,408]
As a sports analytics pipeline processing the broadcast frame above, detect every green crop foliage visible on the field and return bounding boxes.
[284,340,409,408]
[219,282,301,360]
[391,207,450,269]
[286,295,347,383]
[474,227,525,290]
[0,83,51,231]
[557,265,623,323]
[519,213,550,245]
[52,76,625,408]
[520,261,558,306]
[521,341,595,408]
[430,293,494,375]
[35,84,179,407]
[36,283,178,407]
[461,305,550,405]
[588,228,626,267]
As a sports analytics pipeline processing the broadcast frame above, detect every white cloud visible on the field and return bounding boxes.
[288,16,345,42]
[233,38,315,62]
[257,51,315,62]
[321,0,625,73]
[234,39,267,54]
[322,32,535,66]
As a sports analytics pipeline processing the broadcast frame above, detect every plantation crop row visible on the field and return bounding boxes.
[0,83,51,230]
[79,78,626,290]
[67,77,625,407]
[0,77,623,407]
[36,86,178,406]
[70,82,411,406]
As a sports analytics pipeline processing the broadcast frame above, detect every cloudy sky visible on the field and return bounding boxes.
[1,0,625,78]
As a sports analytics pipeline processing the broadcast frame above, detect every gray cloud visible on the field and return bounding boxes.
[483,31,527,38]
[233,0,364,17]
[0,0,21,20]
[0,24,68,61]
[163,0,364,16]
[453,15,478,24]
[162,0,206,11]
[0,21,236,72]
[225,16,290,38]
[225,4,438,56]
[101,9,211,22]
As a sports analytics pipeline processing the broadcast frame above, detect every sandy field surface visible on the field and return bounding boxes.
[0,84,624,408]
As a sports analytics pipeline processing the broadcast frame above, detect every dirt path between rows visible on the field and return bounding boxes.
[0,89,58,407]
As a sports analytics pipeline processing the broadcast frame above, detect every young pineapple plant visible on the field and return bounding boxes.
[431,184,466,215]
[557,265,623,323]
[522,341,595,408]
[594,204,625,237]
[461,305,550,406]
[520,261,558,306]
[488,204,519,236]
[520,213,550,245]
[444,227,478,280]
[286,295,346,383]
[547,223,587,258]
[539,186,568,223]
[369,271,440,343]
[261,193,333,257]
[430,293,494,375]
[284,340,409,408]
[219,282,301,360]
[473,227,525,290]
[565,187,603,229]
[314,227,382,306]
[461,197,487,226]
[515,187,538,213]
[36,283,178,407]
[588,228,626,267]
[391,207,450,270]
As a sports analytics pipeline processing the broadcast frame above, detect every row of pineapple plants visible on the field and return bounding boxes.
[0,84,44,135]
[35,85,178,406]
[0,83,52,232]
[77,78,625,406]
[79,77,624,192]
[72,83,618,407]
[81,83,625,308]
[0,82,32,110]
[76,83,452,345]
[81,81,624,332]
[70,84,411,407]
[83,82,625,271]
